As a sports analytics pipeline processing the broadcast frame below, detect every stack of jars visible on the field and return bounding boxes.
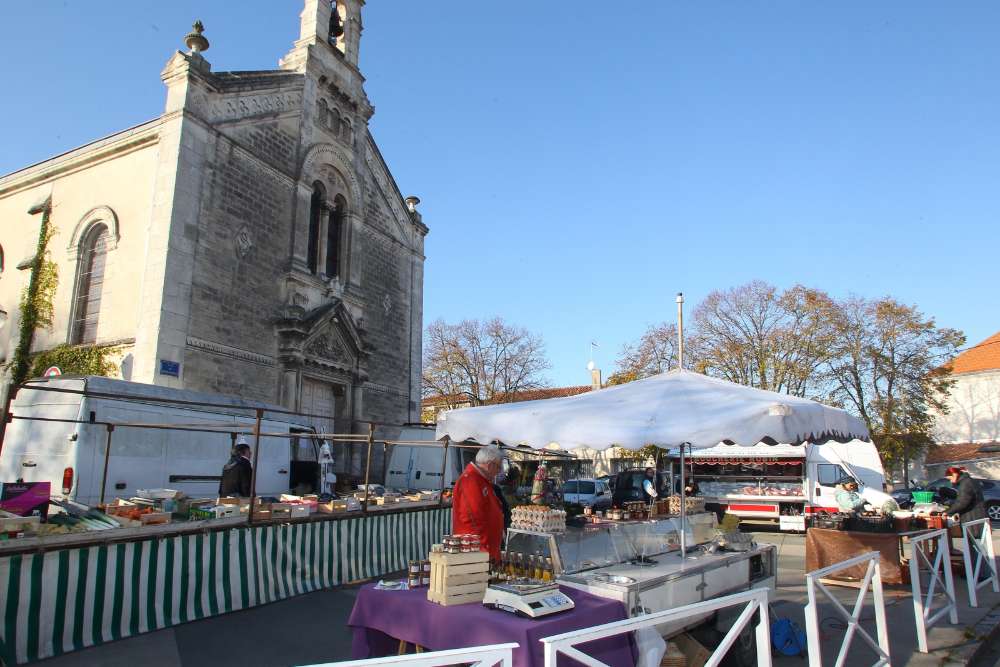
[407,559,431,587]
[441,533,482,554]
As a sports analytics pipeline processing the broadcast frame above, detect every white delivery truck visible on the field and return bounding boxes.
[666,439,887,531]
[0,376,323,505]
[384,425,477,491]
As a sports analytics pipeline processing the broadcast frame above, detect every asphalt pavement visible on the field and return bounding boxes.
[34,529,1000,666]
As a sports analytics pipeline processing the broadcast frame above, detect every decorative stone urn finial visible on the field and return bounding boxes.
[184,20,210,54]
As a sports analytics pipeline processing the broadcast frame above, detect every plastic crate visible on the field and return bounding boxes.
[911,491,935,504]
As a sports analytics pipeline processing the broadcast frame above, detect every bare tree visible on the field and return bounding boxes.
[690,281,837,396]
[824,297,965,482]
[608,322,681,385]
[422,318,550,406]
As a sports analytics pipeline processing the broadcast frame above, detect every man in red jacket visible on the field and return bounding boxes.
[452,445,506,563]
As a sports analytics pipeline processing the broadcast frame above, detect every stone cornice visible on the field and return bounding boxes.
[187,336,276,367]
[0,119,162,197]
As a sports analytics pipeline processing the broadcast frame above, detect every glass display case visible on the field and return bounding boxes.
[504,513,718,576]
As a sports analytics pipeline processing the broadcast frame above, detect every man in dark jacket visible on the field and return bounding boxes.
[944,466,986,525]
[219,443,254,497]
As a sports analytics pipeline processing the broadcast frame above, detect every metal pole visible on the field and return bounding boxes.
[680,442,687,558]
[98,424,115,505]
[438,436,450,507]
[0,383,16,462]
[248,408,263,524]
[676,292,684,370]
[361,423,375,513]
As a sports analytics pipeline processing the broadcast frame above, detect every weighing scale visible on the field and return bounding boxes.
[482,581,575,618]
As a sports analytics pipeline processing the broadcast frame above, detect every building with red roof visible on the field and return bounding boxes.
[926,331,1000,479]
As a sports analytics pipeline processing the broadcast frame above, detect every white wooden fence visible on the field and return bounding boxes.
[804,551,890,667]
[960,518,999,608]
[539,588,772,667]
[907,528,958,653]
[301,643,518,667]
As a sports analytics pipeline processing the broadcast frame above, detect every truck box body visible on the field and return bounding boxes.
[666,439,885,530]
[0,377,321,505]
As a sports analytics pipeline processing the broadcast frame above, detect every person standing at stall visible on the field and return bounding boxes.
[453,446,506,562]
[219,442,253,497]
[944,466,986,525]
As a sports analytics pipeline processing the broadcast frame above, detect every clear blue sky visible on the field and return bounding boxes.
[3,2,998,387]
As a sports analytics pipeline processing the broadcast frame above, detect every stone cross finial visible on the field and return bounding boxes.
[184,20,210,54]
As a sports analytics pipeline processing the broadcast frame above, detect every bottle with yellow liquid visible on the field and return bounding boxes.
[542,557,554,582]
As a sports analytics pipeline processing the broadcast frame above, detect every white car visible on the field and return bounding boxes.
[561,478,612,509]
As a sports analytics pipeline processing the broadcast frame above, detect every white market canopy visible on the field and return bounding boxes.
[435,370,869,452]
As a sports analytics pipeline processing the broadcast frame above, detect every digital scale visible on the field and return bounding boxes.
[482,581,575,618]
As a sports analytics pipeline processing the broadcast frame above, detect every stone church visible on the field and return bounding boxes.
[0,1,428,442]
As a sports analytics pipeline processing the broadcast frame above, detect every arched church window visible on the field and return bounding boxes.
[308,182,326,274]
[318,99,329,128]
[330,107,341,137]
[326,195,346,277]
[341,119,352,144]
[71,224,109,345]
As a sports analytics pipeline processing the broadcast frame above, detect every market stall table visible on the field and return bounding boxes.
[348,583,636,667]
[806,526,932,585]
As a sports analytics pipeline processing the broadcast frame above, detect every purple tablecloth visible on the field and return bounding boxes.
[349,584,637,667]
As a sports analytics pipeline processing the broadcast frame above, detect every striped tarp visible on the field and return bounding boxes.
[0,508,450,665]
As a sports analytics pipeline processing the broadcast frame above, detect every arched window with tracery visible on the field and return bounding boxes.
[71,224,109,344]
[307,182,326,274]
[326,195,346,277]
[317,99,329,128]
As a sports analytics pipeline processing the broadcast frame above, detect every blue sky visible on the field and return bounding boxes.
[2,2,998,387]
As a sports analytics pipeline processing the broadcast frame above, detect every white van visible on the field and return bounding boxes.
[0,376,322,505]
[384,426,476,491]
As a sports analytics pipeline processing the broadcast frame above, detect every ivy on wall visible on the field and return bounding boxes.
[28,344,118,379]
[6,201,59,385]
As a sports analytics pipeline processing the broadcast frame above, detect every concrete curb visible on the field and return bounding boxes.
[942,601,1000,666]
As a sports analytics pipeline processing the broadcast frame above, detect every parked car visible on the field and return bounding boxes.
[894,478,1000,521]
[561,478,612,510]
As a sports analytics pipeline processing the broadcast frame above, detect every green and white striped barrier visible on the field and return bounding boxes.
[0,508,451,665]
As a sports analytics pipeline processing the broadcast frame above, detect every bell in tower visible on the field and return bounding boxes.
[328,1,344,46]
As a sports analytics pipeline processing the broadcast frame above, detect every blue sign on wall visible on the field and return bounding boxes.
[159,359,181,377]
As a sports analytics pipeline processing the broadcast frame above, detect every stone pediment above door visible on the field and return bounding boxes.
[305,330,352,366]
[276,299,368,377]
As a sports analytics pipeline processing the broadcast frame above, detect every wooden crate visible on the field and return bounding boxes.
[427,551,489,606]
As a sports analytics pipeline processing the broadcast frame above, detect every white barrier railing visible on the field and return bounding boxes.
[303,642,518,667]
[908,528,958,653]
[804,552,890,667]
[539,588,772,667]
[960,518,999,608]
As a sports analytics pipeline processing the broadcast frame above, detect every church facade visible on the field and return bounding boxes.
[0,1,427,442]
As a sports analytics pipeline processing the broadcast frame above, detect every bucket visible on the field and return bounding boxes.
[912,491,935,504]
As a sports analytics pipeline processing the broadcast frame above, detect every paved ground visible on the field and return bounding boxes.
[36,530,1000,666]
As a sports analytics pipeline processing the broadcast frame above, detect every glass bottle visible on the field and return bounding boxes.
[542,557,554,582]
[534,553,544,580]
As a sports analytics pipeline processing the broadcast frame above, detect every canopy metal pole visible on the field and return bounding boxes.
[676,293,685,369]
[438,436,450,507]
[680,442,687,558]
[248,408,263,524]
[98,424,115,505]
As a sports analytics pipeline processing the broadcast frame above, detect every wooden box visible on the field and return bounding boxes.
[140,511,172,525]
[427,551,489,606]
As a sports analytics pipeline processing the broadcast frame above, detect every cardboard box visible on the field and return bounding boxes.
[140,511,172,525]
[289,504,310,518]
[672,633,710,667]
